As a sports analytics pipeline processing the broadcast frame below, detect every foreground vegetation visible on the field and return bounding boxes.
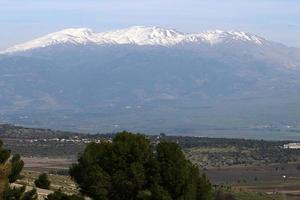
[70,131,212,200]
[1,125,299,199]
[1,132,213,200]
[0,140,37,199]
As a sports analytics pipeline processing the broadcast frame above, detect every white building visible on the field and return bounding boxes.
[283,143,300,149]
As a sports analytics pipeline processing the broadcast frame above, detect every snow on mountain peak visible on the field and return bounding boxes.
[1,28,96,54]
[1,26,265,54]
[197,30,264,45]
[96,26,185,46]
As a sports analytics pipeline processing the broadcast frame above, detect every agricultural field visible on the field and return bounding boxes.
[206,163,300,199]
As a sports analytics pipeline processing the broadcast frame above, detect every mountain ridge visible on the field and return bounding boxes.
[1,26,300,134]
[1,26,267,54]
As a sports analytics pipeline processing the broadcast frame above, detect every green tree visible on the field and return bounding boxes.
[35,173,51,189]
[9,154,24,183]
[0,140,37,200]
[197,174,212,200]
[156,142,198,200]
[70,131,212,200]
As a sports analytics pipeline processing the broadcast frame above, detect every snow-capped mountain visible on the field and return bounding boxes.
[1,26,265,54]
[0,26,300,134]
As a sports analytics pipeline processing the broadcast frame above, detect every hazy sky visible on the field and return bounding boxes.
[1,0,300,49]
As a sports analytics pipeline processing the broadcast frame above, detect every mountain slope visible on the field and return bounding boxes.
[0,26,300,136]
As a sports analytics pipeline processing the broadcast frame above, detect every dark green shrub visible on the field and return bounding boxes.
[34,173,51,189]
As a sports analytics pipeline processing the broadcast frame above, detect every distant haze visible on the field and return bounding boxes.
[0,0,300,49]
